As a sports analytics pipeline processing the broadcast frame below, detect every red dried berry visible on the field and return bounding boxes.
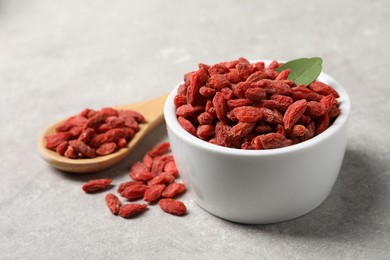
[283,99,308,131]
[45,132,73,150]
[233,106,263,123]
[117,181,145,194]
[148,172,175,186]
[309,82,340,98]
[82,179,112,193]
[159,198,187,216]
[143,184,166,203]
[129,162,155,182]
[105,193,121,215]
[96,142,117,156]
[162,183,186,198]
[118,203,147,218]
[120,184,148,200]
[147,142,171,158]
[163,161,179,178]
[178,116,196,136]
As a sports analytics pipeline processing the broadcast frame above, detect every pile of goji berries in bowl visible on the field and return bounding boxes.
[164,57,351,224]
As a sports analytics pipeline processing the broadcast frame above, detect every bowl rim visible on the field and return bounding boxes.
[164,60,351,157]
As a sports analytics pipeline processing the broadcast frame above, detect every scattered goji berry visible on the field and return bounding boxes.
[159,198,187,216]
[162,183,186,198]
[144,184,166,203]
[120,184,148,200]
[118,203,147,218]
[105,193,121,215]
[82,178,112,193]
[147,142,171,158]
[129,162,155,182]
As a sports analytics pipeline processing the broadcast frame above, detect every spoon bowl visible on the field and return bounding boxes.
[38,95,167,173]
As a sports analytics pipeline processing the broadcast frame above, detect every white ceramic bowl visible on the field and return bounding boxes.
[164,61,351,224]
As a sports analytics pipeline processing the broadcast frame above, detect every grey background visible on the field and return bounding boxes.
[1,0,389,259]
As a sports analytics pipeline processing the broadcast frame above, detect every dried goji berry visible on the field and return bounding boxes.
[105,128,126,142]
[120,184,148,200]
[97,123,111,133]
[255,122,274,134]
[96,142,117,156]
[233,106,263,123]
[158,198,187,216]
[270,94,293,111]
[162,183,186,198]
[186,67,209,105]
[250,61,265,72]
[89,133,107,148]
[229,122,256,139]
[148,172,175,186]
[309,82,340,98]
[68,126,83,138]
[212,92,228,124]
[174,94,187,107]
[82,178,112,193]
[215,122,232,147]
[100,107,118,117]
[283,99,308,131]
[163,161,179,178]
[105,193,121,215]
[178,116,196,136]
[143,184,166,203]
[69,140,96,158]
[147,142,171,158]
[64,145,77,159]
[328,106,341,119]
[45,132,73,150]
[245,70,267,83]
[207,74,231,89]
[251,133,292,149]
[197,112,215,125]
[236,62,252,79]
[176,104,195,118]
[291,85,322,101]
[56,141,68,155]
[290,124,309,138]
[196,124,215,140]
[316,114,330,135]
[320,94,338,112]
[227,98,253,109]
[118,203,147,218]
[129,162,155,182]
[143,154,153,169]
[225,69,243,83]
[106,116,125,128]
[199,86,217,98]
[233,82,252,98]
[85,112,107,129]
[117,138,127,149]
[208,63,229,75]
[305,101,326,117]
[262,108,283,125]
[117,181,145,194]
[245,87,266,101]
[118,110,145,123]
[275,69,290,81]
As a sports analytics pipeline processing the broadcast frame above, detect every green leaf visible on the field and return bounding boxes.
[277,57,322,86]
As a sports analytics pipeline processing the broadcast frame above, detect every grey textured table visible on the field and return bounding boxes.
[1,1,389,259]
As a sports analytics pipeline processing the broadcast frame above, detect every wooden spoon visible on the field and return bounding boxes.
[38,95,168,173]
